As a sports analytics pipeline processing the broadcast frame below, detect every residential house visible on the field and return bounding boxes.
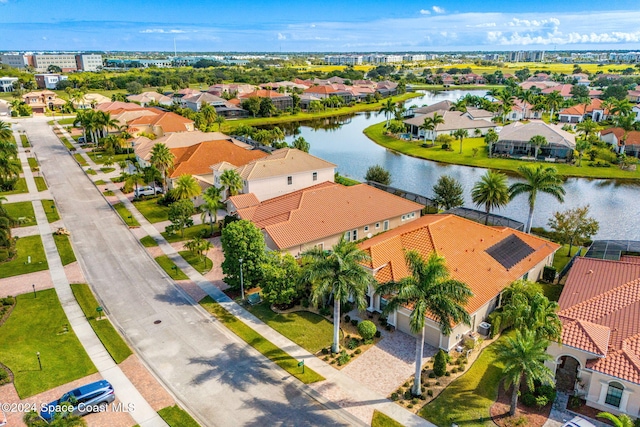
[519,81,560,91]
[504,100,542,121]
[627,90,640,103]
[34,74,68,90]
[207,83,255,98]
[238,90,293,111]
[411,100,454,116]
[559,98,609,123]
[633,105,640,122]
[95,101,143,112]
[0,77,18,92]
[403,110,496,140]
[464,107,496,121]
[546,256,640,418]
[570,73,591,86]
[299,94,323,110]
[22,90,65,114]
[494,121,575,160]
[358,214,559,350]
[229,181,424,257]
[601,128,640,157]
[73,93,111,110]
[126,92,173,107]
[541,84,602,100]
[110,108,159,130]
[376,80,399,96]
[128,111,195,138]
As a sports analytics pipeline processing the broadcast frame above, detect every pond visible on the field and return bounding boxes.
[278,90,639,240]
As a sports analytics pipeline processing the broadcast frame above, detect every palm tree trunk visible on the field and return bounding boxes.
[510,379,520,416]
[459,138,463,154]
[526,203,535,233]
[412,327,425,396]
[332,299,341,353]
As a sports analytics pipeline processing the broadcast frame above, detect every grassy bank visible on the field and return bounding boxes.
[364,121,640,180]
[41,199,60,222]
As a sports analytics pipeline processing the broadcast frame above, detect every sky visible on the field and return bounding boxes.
[2,0,640,52]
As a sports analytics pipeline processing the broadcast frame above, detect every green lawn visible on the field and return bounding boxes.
[0,289,97,398]
[0,178,28,196]
[364,122,640,180]
[158,405,200,427]
[60,137,75,151]
[27,157,38,172]
[335,174,361,186]
[0,235,48,278]
[113,202,141,227]
[34,176,48,191]
[420,333,512,427]
[56,118,76,125]
[53,234,76,266]
[101,167,116,173]
[245,303,333,354]
[552,244,586,273]
[70,284,132,364]
[372,410,404,427]
[155,256,189,280]
[87,152,131,165]
[41,200,60,222]
[4,201,36,227]
[140,236,159,247]
[179,250,212,274]
[133,198,169,223]
[94,179,106,185]
[86,168,97,175]
[73,153,88,166]
[200,297,325,384]
[20,135,30,148]
[162,224,215,243]
[538,282,563,302]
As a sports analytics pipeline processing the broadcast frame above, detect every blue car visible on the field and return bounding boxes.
[40,380,115,422]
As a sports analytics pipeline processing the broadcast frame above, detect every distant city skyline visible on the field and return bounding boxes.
[2,0,640,52]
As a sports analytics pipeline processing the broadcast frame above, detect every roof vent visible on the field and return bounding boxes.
[587,269,593,274]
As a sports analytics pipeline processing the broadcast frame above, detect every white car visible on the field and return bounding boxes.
[133,186,163,197]
[562,416,596,427]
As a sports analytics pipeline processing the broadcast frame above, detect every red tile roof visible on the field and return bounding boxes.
[601,128,640,147]
[129,111,194,133]
[239,90,288,99]
[303,86,337,95]
[559,98,609,116]
[169,140,267,178]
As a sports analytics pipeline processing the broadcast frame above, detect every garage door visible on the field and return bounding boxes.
[397,311,441,348]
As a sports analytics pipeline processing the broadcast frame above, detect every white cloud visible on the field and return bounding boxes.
[139,29,186,34]
[468,22,497,28]
[277,32,286,40]
[432,6,445,14]
[420,9,431,15]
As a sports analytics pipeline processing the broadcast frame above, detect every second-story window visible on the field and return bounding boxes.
[312,172,317,181]
[287,176,292,185]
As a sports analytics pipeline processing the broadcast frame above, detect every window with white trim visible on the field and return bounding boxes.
[344,231,351,242]
[375,222,380,229]
[364,226,369,232]
[605,382,623,408]
[402,215,406,221]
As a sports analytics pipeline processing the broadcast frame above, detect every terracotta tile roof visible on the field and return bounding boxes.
[303,86,337,95]
[558,257,640,384]
[126,91,172,104]
[601,128,640,147]
[228,193,260,210]
[96,101,143,112]
[235,148,336,180]
[239,90,289,99]
[358,214,560,316]
[129,111,194,133]
[236,182,424,251]
[169,140,267,178]
[559,98,609,116]
[404,110,495,131]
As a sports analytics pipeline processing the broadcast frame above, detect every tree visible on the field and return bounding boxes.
[125,81,143,95]
[376,251,472,396]
[596,412,635,427]
[259,98,276,117]
[575,119,598,139]
[432,175,464,211]
[471,170,510,224]
[495,329,554,416]
[149,143,175,189]
[433,349,449,377]
[300,237,372,354]
[221,219,267,291]
[379,98,396,128]
[291,136,310,153]
[167,199,194,237]
[214,114,226,132]
[261,251,301,307]
[495,89,516,123]
[357,320,377,342]
[548,205,599,257]
[419,113,445,146]
[242,97,261,118]
[220,169,243,197]
[364,164,391,185]
[484,128,499,157]
[615,114,637,155]
[529,135,548,159]
[574,139,591,167]
[509,165,565,233]
[452,128,468,154]
[545,91,563,120]
[200,186,225,234]
[0,121,12,140]
[173,174,201,200]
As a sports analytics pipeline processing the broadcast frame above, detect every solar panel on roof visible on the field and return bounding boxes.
[485,234,535,270]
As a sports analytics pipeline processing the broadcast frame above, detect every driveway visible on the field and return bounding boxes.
[19,117,351,426]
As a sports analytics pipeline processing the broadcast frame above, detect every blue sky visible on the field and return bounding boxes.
[2,0,640,52]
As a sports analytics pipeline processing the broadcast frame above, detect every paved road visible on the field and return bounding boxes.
[18,118,352,427]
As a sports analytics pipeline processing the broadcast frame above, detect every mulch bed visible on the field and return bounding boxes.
[569,399,613,426]
[490,382,552,427]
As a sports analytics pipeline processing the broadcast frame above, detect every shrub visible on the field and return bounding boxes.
[350,319,358,327]
[412,398,419,404]
[435,381,440,386]
[337,350,351,366]
[330,359,336,364]
[391,393,399,401]
[0,369,7,382]
[319,306,331,317]
[301,298,310,308]
[444,371,451,376]
[456,356,467,366]
[357,320,377,341]
[404,390,412,400]
[374,330,381,338]
[407,404,414,409]
[433,349,448,377]
[542,266,557,283]
[354,348,361,355]
[321,347,329,355]
[323,356,329,361]
[379,316,387,326]
[428,372,436,378]
[427,389,433,397]
[344,314,351,323]
[404,382,410,388]
[347,339,359,350]
[535,395,550,407]
[521,393,537,407]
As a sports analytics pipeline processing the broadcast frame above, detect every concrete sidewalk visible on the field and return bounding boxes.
[13,126,168,427]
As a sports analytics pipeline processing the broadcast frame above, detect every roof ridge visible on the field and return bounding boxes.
[575,319,611,356]
[622,333,640,369]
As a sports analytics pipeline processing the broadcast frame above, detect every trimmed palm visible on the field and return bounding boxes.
[173,174,201,200]
[220,169,243,197]
[484,129,499,157]
[149,143,175,189]
[575,139,591,167]
[495,329,554,416]
[200,186,225,233]
[419,113,444,145]
[517,89,534,119]
[452,129,468,154]
[509,165,565,233]
[291,137,310,153]
[597,412,635,427]
[300,237,372,354]
[377,251,472,396]
[575,119,598,138]
[471,170,510,224]
[0,121,12,140]
[529,135,548,159]
[380,98,396,128]
[545,91,563,120]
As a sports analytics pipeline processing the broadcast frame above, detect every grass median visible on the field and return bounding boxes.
[53,234,76,266]
[155,255,189,280]
[34,177,48,191]
[73,153,88,166]
[70,283,132,364]
[158,405,200,427]
[41,199,60,222]
[0,178,28,196]
[200,297,324,384]
[113,202,141,227]
[372,410,404,427]
[140,236,159,247]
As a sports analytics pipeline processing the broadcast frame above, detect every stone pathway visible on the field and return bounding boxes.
[543,393,610,427]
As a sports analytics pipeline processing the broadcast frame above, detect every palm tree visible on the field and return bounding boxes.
[380,98,396,128]
[545,91,563,121]
[495,89,515,123]
[575,139,591,167]
[509,165,566,233]
[495,329,554,416]
[173,174,202,200]
[516,89,534,119]
[450,99,467,113]
[200,186,225,234]
[529,135,548,159]
[452,128,468,154]
[220,169,243,198]
[214,114,226,131]
[0,154,21,184]
[291,136,310,153]
[300,237,372,354]
[485,129,499,157]
[615,114,637,155]
[419,113,445,146]
[0,121,12,140]
[471,170,511,224]
[149,143,175,189]
[377,251,472,396]
[610,98,634,117]
[575,119,598,139]
[597,412,635,427]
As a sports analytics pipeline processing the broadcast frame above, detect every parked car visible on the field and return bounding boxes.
[77,136,86,144]
[562,416,596,427]
[134,185,163,197]
[39,380,115,422]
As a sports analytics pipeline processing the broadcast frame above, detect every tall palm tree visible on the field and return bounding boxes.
[419,113,445,146]
[0,121,12,140]
[597,412,635,427]
[615,114,637,155]
[452,128,468,154]
[291,136,310,153]
[377,251,472,396]
[529,135,548,159]
[300,237,372,354]
[484,129,499,157]
[214,114,226,131]
[380,98,396,128]
[471,170,511,224]
[545,91,563,121]
[509,165,566,233]
[575,139,591,167]
[610,98,634,117]
[575,119,598,139]
[516,89,534,119]
[149,143,175,189]
[200,186,225,234]
[173,174,202,200]
[495,329,554,416]
[495,89,515,123]
[220,169,243,198]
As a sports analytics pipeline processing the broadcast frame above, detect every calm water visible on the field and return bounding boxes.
[282,90,640,240]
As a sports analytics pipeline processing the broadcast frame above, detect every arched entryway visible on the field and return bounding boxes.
[556,355,580,392]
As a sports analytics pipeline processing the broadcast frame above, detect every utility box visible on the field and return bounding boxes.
[478,322,491,336]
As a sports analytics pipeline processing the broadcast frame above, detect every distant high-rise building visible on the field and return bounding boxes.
[75,54,103,72]
[507,51,545,62]
[0,53,32,69]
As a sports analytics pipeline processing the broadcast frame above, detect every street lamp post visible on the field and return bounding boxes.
[32,284,36,298]
[239,257,245,301]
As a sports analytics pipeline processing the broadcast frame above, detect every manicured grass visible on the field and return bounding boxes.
[73,153,88,166]
[41,199,60,222]
[372,410,404,427]
[27,157,38,172]
[70,284,132,364]
[364,121,640,180]
[335,174,360,186]
[133,198,169,223]
[0,235,48,278]
[20,134,30,148]
[60,137,75,151]
[552,244,586,273]
[87,152,130,165]
[56,117,76,125]
[34,176,47,191]
[178,250,212,274]
[94,179,106,185]
[538,282,563,302]
[112,202,141,227]
[53,234,76,266]
[140,235,159,247]
[162,224,214,243]
[200,297,325,384]
[0,178,28,196]
[4,201,36,227]
[155,255,189,280]
[86,168,97,175]
[0,289,97,398]
[246,303,333,353]
[157,405,200,427]
[420,332,513,427]
[101,167,116,173]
